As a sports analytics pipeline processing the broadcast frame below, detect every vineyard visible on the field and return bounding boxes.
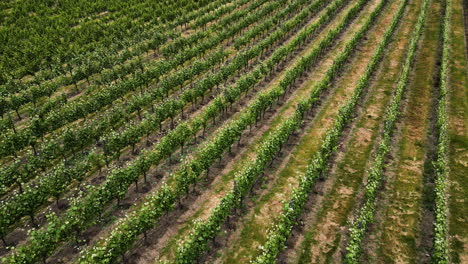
[0,0,466,263]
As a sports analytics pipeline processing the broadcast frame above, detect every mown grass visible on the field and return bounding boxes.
[447,0,468,262]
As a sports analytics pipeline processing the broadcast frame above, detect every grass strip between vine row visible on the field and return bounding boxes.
[341,0,431,261]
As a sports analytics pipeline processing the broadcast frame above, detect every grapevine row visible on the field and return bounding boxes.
[0,0,260,189]
[431,0,451,262]
[0,0,307,193]
[0,50,229,237]
[0,0,223,131]
[0,0,281,225]
[1,0,189,81]
[0,0,212,83]
[0,48,228,197]
[0,0,280,197]
[0,0,252,124]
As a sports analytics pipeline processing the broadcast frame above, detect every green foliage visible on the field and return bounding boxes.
[0,0,216,84]
[431,0,451,262]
